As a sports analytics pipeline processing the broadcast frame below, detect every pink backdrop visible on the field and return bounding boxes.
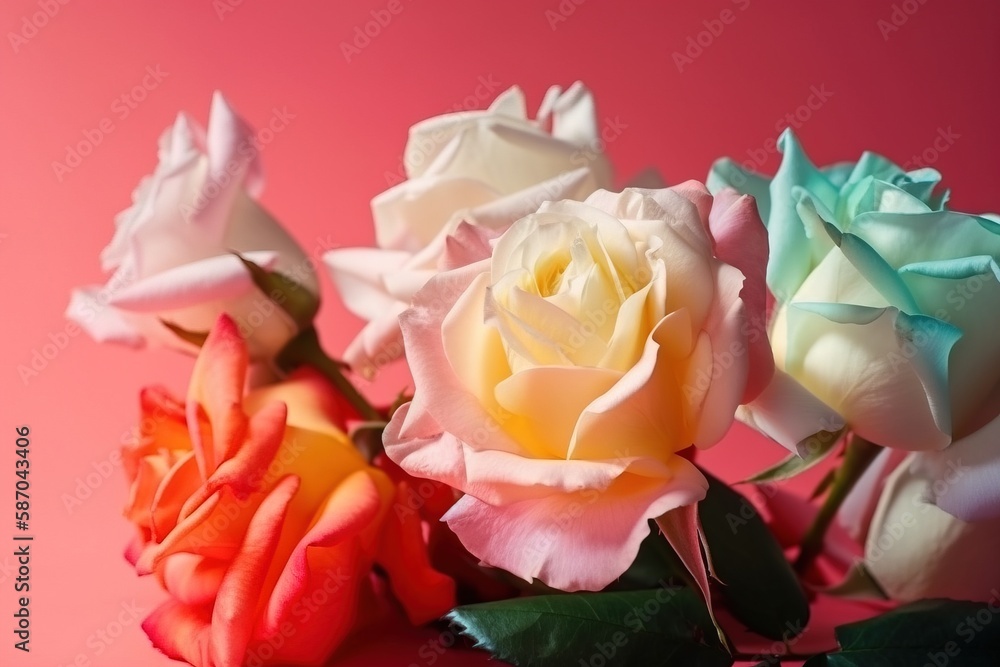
[2,0,998,665]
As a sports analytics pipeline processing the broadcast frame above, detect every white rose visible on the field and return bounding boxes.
[67,92,317,360]
[863,455,1000,601]
[324,82,613,377]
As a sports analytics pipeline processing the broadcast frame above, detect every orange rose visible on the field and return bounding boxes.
[122,315,454,667]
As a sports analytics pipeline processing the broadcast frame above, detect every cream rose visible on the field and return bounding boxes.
[384,184,773,591]
[862,456,1000,601]
[67,91,318,361]
[324,82,613,377]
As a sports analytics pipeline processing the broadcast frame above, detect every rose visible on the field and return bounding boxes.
[324,82,613,377]
[67,91,318,361]
[123,315,453,667]
[711,129,1000,474]
[383,184,773,591]
[860,455,1000,601]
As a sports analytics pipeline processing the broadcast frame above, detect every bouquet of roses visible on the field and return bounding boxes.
[68,85,1000,666]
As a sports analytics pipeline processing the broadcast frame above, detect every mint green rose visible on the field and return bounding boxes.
[710,129,1000,521]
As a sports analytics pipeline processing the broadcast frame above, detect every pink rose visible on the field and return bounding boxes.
[68,92,318,361]
[384,184,772,591]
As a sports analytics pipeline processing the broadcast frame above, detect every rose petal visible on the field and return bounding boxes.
[570,309,693,461]
[148,451,202,541]
[838,447,909,542]
[865,457,1000,601]
[259,471,383,663]
[913,410,1000,521]
[142,600,214,667]
[161,553,227,606]
[210,475,300,667]
[779,303,958,450]
[766,129,843,300]
[376,480,456,625]
[340,307,409,379]
[707,157,774,223]
[244,367,353,436]
[386,402,676,506]
[396,261,525,454]
[372,176,500,252]
[656,503,715,628]
[107,251,278,313]
[736,369,845,454]
[187,315,250,476]
[708,189,774,401]
[178,401,287,520]
[324,247,414,321]
[443,457,707,591]
[66,287,144,347]
[495,366,621,459]
[138,486,253,574]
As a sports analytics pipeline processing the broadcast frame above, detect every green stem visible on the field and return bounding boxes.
[276,328,384,423]
[794,435,881,574]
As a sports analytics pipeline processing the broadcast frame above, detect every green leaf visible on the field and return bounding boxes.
[745,432,841,484]
[607,521,692,592]
[698,470,810,641]
[815,599,1000,666]
[160,319,209,347]
[232,251,319,328]
[448,589,733,667]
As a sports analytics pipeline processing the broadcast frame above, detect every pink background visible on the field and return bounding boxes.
[2,0,998,665]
